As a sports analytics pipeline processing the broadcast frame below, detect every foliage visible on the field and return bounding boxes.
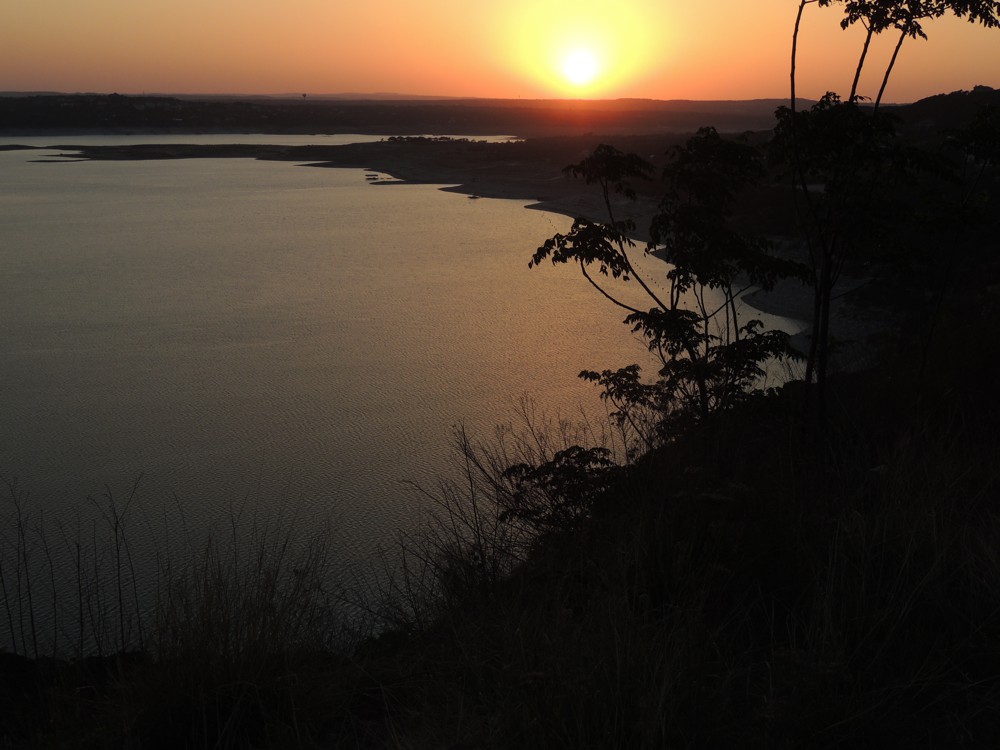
[366,311,1000,749]
[782,0,1000,416]
[795,1,1000,105]
[502,445,619,534]
[947,103,1000,209]
[533,130,804,448]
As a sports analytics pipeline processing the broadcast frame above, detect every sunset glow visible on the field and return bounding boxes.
[562,49,600,87]
[1,1,998,101]
[501,2,660,98]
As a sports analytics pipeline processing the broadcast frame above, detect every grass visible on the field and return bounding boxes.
[0,490,387,748]
[5,307,1000,748]
[371,356,1000,748]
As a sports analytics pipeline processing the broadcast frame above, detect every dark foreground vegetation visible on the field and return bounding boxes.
[3,98,999,747]
[5,3,1000,747]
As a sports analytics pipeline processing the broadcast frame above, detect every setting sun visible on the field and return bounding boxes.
[501,2,662,97]
[562,49,600,87]
[1,1,999,100]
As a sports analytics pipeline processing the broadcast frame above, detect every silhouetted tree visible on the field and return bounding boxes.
[790,0,835,114]
[794,1,1000,107]
[873,1,1000,109]
[783,0,1000,420]
[773,95,907,408]
[839,1,898,101]
[952,103,1000,204]
[532,133,805,446]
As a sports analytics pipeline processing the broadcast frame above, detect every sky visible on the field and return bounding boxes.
[3,1,999,103]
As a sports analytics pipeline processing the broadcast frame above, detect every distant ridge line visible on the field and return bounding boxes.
[2,87,995,137]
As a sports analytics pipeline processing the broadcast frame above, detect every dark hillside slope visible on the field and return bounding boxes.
[893,85,1000,134]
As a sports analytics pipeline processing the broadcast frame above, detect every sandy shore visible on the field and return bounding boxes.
[744,272,898,372]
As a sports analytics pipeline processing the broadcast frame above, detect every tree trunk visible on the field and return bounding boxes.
[875,27,908,111]
[815,252,833,424]
[804,275,822,387]
[850,26,874,101]
[791,0,810,113]
[792,0,815,388]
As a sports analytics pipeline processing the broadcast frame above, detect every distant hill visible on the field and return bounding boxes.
[1,89,994,137]
[171,92,469,102]
[0,93,790,136]
[893,85,1000,133]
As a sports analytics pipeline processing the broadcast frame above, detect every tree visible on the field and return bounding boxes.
[784,0,1000,419]
[951,102,1000,204]
[772,94,907,409]
[792,1,1000,109]
[531,132,805,448]
[872,1,1000,109]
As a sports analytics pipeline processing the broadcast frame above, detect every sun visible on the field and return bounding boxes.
[561,49,600,87]
[505,3,660,97]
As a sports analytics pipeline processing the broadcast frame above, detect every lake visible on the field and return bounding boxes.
[0,134,797,652]
[0,136,650,607]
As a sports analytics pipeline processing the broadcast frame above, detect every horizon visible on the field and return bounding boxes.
[3,2,999,105]
[3,89,988,107]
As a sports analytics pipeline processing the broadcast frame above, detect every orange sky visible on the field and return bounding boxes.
[2,1,998,102]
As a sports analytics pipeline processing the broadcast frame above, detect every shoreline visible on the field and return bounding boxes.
[4,135,891,369]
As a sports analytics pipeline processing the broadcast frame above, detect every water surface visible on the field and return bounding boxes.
[1,138,649,570]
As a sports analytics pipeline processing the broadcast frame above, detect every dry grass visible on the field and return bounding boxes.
[4,302,1000,748]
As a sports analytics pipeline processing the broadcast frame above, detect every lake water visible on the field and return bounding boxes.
[0,135,648,625]
[0,135,797,652]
